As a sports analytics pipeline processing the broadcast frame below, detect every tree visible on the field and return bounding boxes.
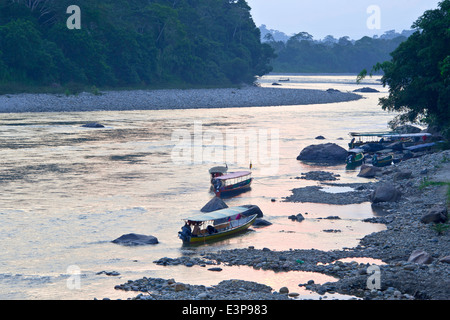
[359,0,450,137]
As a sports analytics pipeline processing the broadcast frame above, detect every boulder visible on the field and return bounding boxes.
[407,250,433,264]
[315,135,326,139]
[358,164,381,178]
[370,184,402,203]
[439,256,450,264]
[297,143,347,164]
[420,206,448,224]
[201,196,228,213]
[112,233,159,246]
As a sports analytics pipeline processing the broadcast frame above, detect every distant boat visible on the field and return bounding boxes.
[178,206,259,244]
[346,148,365,169]
[372,154,393,167]
[278,77,290,81]
[211,171,252,197]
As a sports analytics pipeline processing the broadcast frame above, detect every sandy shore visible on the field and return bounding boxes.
[0,86,361,113]
[111,149,449,300]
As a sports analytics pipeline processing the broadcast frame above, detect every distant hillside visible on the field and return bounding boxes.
[0,0,275,92]
[262,29,414,73]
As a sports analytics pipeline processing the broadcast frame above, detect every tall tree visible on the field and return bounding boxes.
[359,0,450,136]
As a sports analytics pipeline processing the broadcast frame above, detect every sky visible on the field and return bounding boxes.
[246,0,442,40]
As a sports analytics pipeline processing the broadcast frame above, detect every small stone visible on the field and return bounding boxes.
[207,267,223,272]
[173,283,187,292]
[197,292,209,300]
[279,287,289,294]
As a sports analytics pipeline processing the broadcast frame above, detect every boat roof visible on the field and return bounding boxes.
[215,171,251,180]
[349,131,431,138]
[381,133,432,138]
[348,148,364,153]
[209,166,228,174]
[349,131,392,137]
[183,206,250,222]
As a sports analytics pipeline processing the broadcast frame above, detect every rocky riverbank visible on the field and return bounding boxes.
[0,86,361,113]
[112,149,449,300]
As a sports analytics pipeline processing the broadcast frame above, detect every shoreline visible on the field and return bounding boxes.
[112,149,449,300]
[0,86,362,113]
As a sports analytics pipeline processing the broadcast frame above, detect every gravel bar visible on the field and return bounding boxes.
[0,87,361,113]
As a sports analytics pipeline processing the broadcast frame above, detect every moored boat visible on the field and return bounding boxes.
[346,148,365,169]
[372,154,393,167]
[178,206,259,244]
[211,171,252,197]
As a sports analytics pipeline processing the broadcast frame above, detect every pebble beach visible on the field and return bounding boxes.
[0,86,361,113]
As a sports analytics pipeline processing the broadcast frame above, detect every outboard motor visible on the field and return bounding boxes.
[178,224,192,243]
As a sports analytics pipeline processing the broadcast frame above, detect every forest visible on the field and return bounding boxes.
[0,0,274,91]
[264,31,411,74]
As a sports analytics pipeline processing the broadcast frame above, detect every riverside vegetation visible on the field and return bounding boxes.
[0,0,274,93]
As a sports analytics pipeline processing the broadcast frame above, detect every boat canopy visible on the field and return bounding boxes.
[215,171,251,180]
[349,131,393,137]
[183,206,250,222]
[348,148,364,153]
[381,133,432,138]
[209,166,228,174]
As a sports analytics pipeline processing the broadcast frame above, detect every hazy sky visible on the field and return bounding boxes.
[246,0,441,39]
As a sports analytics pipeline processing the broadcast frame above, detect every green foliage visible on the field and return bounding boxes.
[0,0,274,91]
[430,223,450,236]
[359,0,450,137]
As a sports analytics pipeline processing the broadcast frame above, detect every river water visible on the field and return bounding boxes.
[0,74,392,299]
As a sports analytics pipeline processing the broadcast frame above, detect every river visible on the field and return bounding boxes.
[0,74,393,299]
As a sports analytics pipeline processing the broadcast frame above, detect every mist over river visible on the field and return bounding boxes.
[0,74,393,299]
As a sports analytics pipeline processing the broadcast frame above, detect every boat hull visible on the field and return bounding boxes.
[372,155,393,167]
[182,214,257,244]
[346,152,364,169]
[214,178,252,197]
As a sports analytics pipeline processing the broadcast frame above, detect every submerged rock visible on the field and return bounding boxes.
[112,233,159,246]
[81,122,105,128]
[253,218,272,227]
[353,87,379,93]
